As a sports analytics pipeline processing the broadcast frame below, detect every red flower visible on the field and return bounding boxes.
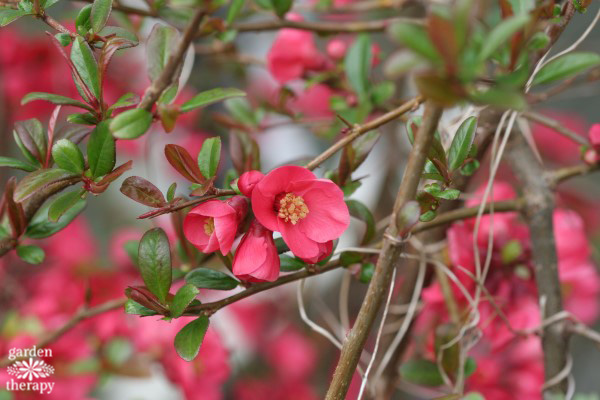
[267,16,327,83]
[589,124,600,150]
[251,166,349,260]
[238,170,265,197]
[183,196,248,255]
[301,240,333,264]
[233,220,280,282]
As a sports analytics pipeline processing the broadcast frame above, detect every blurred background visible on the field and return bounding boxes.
[0,1,599,399]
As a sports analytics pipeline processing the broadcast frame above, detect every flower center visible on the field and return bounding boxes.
[277,193,309,225]
[204,218,215,235]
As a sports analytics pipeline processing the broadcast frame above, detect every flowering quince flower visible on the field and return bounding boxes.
[233,219,280,282]
[238,170,265,197]
[301,240,333,264]
[267,15,327,83]
[589,124,600,150]
[251,166,350,261]
[183,196,248,255]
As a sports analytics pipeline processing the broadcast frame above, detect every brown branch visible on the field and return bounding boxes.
[522,111,588,146]
[507,133,568,397]
[549,162,599,187]
[305,96,424,171]
[138,9,206,111]
[325,101,443,400]
[186,260,341,315]
[0,298,125,367]
[230,16,423,35]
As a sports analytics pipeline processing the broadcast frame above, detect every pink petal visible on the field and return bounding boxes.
[183,214,210,248]
[257,166,316,197]
[252,185,280,232]
[279,220,320,260]
[233,235,268,276]
[214,214,239,255]
[195,200,236,218]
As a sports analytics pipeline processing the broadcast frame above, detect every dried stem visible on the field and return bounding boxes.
[325,101,443,400]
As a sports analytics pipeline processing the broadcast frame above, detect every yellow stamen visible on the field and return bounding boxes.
[204,218,215,235]
[278,193,309,225]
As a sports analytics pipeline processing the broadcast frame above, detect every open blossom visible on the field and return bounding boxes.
[183,196,248,255]
[251,166,349,261]
[233,220,280,282]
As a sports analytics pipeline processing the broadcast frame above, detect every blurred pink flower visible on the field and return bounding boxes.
[532,111,588,164]
[265,328,318,381]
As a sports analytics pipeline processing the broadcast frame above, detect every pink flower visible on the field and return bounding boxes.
[288,83,335,119]
[233,220,280,282]
[267,17,327,83]
[589,124,600,150]
[266,328,317,381]
[184,196,248,255]
[251,166,350,260]
[327,39,348,60]
[300,240,333,264]
[238,170,265,197]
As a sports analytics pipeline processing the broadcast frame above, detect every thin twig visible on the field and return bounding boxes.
[305,96,424,171]
[522,111,588,146]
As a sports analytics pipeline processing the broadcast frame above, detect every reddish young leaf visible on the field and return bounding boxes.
[164,144,204,183]
[158,104,180,133]
[125,286,169,315]
[99,37,136,91]
[45,106,62,167]
[15,119,46,164]
[120,176,167,208]
[89,160,133,193]
[427,13,459,76]
[5,177,26,238]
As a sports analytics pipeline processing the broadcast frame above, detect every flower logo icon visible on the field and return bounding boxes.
[6,358,55,381]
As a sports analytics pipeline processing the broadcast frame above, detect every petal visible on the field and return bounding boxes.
[257,166,316,197]
[233,234,268,277]
[252,186,280,232]
[279,219,320,260]
[214,214,239,255]
[183,214,210,249]
[204,232,220,253]
[293,181,349,243]
[238,171,265,197]
[194,200,236,218]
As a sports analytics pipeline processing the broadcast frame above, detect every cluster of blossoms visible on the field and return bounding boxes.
[184,165,350,282]
[414,182,600,399]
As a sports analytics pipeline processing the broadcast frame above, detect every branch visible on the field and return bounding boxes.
[522,111,588,146]
[305,96,424,171]
[549,162,599,187]
[138,9,206,111]
[507,133,568,397]
[325,101,443,400]
[0,298,125,367]
[186,259,341,315]
[230,16,423,35]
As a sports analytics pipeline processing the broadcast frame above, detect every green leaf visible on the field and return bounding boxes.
[110,109,153,139]
[460,159,480,176]
[170,283,199,318]
[21,92,93,111]
[16,245,45,265]
[346,199,375,245]
[344,34,372,101]
[470,88,527,110]
[55,32,71,47]
[13,130,40,166]
[180,88,246,113]
[98,26,139,45]
[185,268,239,290]
[14,118,46,164]
[420,210,437,222]
[359,262,375,283]
[533,52,600,86]
[0,157,37,172]
[48,189,85,222]
[124,299,158,316]
[479,14,530,61]
[437,188,460,200]
[71,36,101,100]
[400,359,444,387]
[146,24,179,82]
[87,120,115,178]
[52,139,85,174]
[26,197,86,239]
[138,228,172,304]
[0,7,29,27]
[166,182,177,202]
[91,0,112,33]
[14,168,77,202]
[271,0,292,18]
[197,137,221,179]
[107,92,139,115]
[448,116,477,171]
[226,0,244,24]
[388,23,440,62]
[75,4,92,34]
[280,254,306,272]
[174,316,209,361]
